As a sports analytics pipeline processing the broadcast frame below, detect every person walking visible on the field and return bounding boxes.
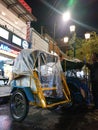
[86,52,98,111]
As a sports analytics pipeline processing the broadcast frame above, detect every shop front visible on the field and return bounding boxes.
[0,26,31,86]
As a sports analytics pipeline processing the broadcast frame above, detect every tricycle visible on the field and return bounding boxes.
[62,58,91,105]
[10,49,71,122]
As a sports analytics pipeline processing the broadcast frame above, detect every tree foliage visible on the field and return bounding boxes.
[68,32,98,63]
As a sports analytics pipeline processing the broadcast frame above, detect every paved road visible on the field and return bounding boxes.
[0,103,98,130]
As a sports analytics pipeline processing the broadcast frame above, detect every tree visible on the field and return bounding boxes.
[72,32,98,62]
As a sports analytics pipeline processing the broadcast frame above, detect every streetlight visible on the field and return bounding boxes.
[85,32,97,40]
[62,11,71,22]
[70,25,76,33]
[64,36,69,43]
[64,36,69,54]
[70,25,76,57]
[85,33,90,40]
[52,11,71,53]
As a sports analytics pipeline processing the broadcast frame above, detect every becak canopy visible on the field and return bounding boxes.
[12,49,64,97]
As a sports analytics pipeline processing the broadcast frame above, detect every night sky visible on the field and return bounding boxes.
[25,0,98,39]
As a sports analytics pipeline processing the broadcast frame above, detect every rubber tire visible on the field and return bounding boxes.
[10,89,29,122]
[67,83,84,105]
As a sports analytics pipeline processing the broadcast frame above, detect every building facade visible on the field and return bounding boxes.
[0,0,36,83]
[31,28,49,52]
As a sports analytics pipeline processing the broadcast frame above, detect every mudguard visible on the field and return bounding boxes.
[11,80,34,102]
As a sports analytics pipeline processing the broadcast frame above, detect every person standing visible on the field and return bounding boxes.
[86,52,98,111]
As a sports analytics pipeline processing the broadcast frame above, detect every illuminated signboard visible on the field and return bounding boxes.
[0,43,19,55]
[0,27,9,40]
[12,35,21,46]
[12,35,30,49]
[18,0,32,13]
[0,27,30,49]
[22,40,29,49]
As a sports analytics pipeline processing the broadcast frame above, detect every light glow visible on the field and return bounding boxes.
[70,25,76,32]
[0,27,9,40]
[85,33,90,39]
[63,11,71,21]
[15,21,18,24]
[12,35,21,46]
[1,12,6,16]
[64,37,69,43]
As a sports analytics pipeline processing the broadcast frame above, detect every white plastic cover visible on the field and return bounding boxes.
[12,49,64,97]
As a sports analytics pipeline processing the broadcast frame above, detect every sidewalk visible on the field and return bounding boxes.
[0,85,11,97]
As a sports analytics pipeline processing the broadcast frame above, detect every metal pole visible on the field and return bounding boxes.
[53,23,56,54]
[73,42,76,57]
[73,32,76,57]
[54,23,56,39]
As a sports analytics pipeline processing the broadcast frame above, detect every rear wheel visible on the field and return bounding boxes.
[68,83,84,105]
[10,89,29,122]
